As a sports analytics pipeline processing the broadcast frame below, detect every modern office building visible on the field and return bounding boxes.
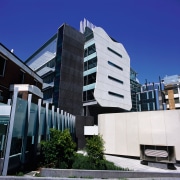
[136,81,165,111]
[163,75,180,110]
[26,23,85,116]
[0,43,43,104]
[130,68,141,111]
[80,19,132,123]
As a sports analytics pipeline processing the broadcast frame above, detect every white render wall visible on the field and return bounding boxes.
[93,27,132,110]
[98,110,180,160]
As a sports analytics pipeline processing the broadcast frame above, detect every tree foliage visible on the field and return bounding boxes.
[41,129,76,168]
[85,134,105,167]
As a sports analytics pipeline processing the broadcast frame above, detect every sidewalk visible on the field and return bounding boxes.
[105,155,180,172]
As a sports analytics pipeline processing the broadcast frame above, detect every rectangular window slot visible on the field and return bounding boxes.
[108,61,123,71]
[108,91,124,98]
[108,76,123,84]
[0,55,6,76]
[107,47,122,58]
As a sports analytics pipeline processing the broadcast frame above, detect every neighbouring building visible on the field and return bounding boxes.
[130,68,141,112]
[163,75,180,110]
[80,19,132,123]
[26,23,85,116]
[136,81,165,111]
[0,43,43,104]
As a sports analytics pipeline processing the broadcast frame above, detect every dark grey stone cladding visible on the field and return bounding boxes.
[54,24,85,116]
[75,115,94,149]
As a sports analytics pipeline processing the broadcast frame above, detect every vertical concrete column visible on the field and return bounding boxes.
[21,94,32,164]
[67,113,70,130]
[57,108,60,130]
[69,114,72,133]
[64,112,67,129]
[7,99,11,105]
[61,110,64,131]
[2,87,18,176]
[52,106,55,128]
[72,116,76,134]
[38,99,42,143]
[45,103,49,140]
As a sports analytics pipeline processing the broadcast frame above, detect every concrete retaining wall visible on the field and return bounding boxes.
[40,168,180,179]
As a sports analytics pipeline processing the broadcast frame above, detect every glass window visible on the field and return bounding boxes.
[0,56,6,76]
[141,103,148,111]
[84,44,96,57]
[84,49,88,58]
[141,92,148,100]
[84,57,97,71]
[108,61,123,71]
[107,47,122,58]
[19,70,25,84]
[88,44,96,55]
[88,57,97,69]
[108,91,124,98]
[43,88,53,100]
[84,72,96,86]
[148,91,154,99]
[88,72,96,84]
[149,102,155,110]
[173,88,178,94]
[43,73,54,83]
[83,89,95,101]
[84,76,88,86]
[87,89,95,101]
[108,75,123,84]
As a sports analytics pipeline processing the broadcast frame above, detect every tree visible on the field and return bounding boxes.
[85,134,105,168]
[41,129,76,168]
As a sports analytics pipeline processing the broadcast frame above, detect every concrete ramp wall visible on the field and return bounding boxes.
[98,110,180,161]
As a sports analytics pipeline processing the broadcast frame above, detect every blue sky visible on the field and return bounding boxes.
[0,0,180,84]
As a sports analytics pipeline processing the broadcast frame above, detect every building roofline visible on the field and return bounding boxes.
[25,33,57,63]
[0,42,43,83]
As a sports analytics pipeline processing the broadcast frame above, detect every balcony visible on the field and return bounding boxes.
[42,82,54,90]
[37,67,55,77]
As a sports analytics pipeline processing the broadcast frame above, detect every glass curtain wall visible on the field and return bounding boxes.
[83,28,97,103]
[2,94,75,174]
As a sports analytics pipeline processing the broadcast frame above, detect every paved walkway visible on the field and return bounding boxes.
[22,155,180,179]
[105,155,180,172]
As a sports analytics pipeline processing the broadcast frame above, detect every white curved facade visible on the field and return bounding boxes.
[83,26,132,111]
[93,27,131,110]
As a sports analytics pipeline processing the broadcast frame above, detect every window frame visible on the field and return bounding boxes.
[0,55,7,77]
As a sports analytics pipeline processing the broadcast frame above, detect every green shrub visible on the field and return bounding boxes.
[41,129,76,168]
[85,134,105,167]
[16,171,24,176]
